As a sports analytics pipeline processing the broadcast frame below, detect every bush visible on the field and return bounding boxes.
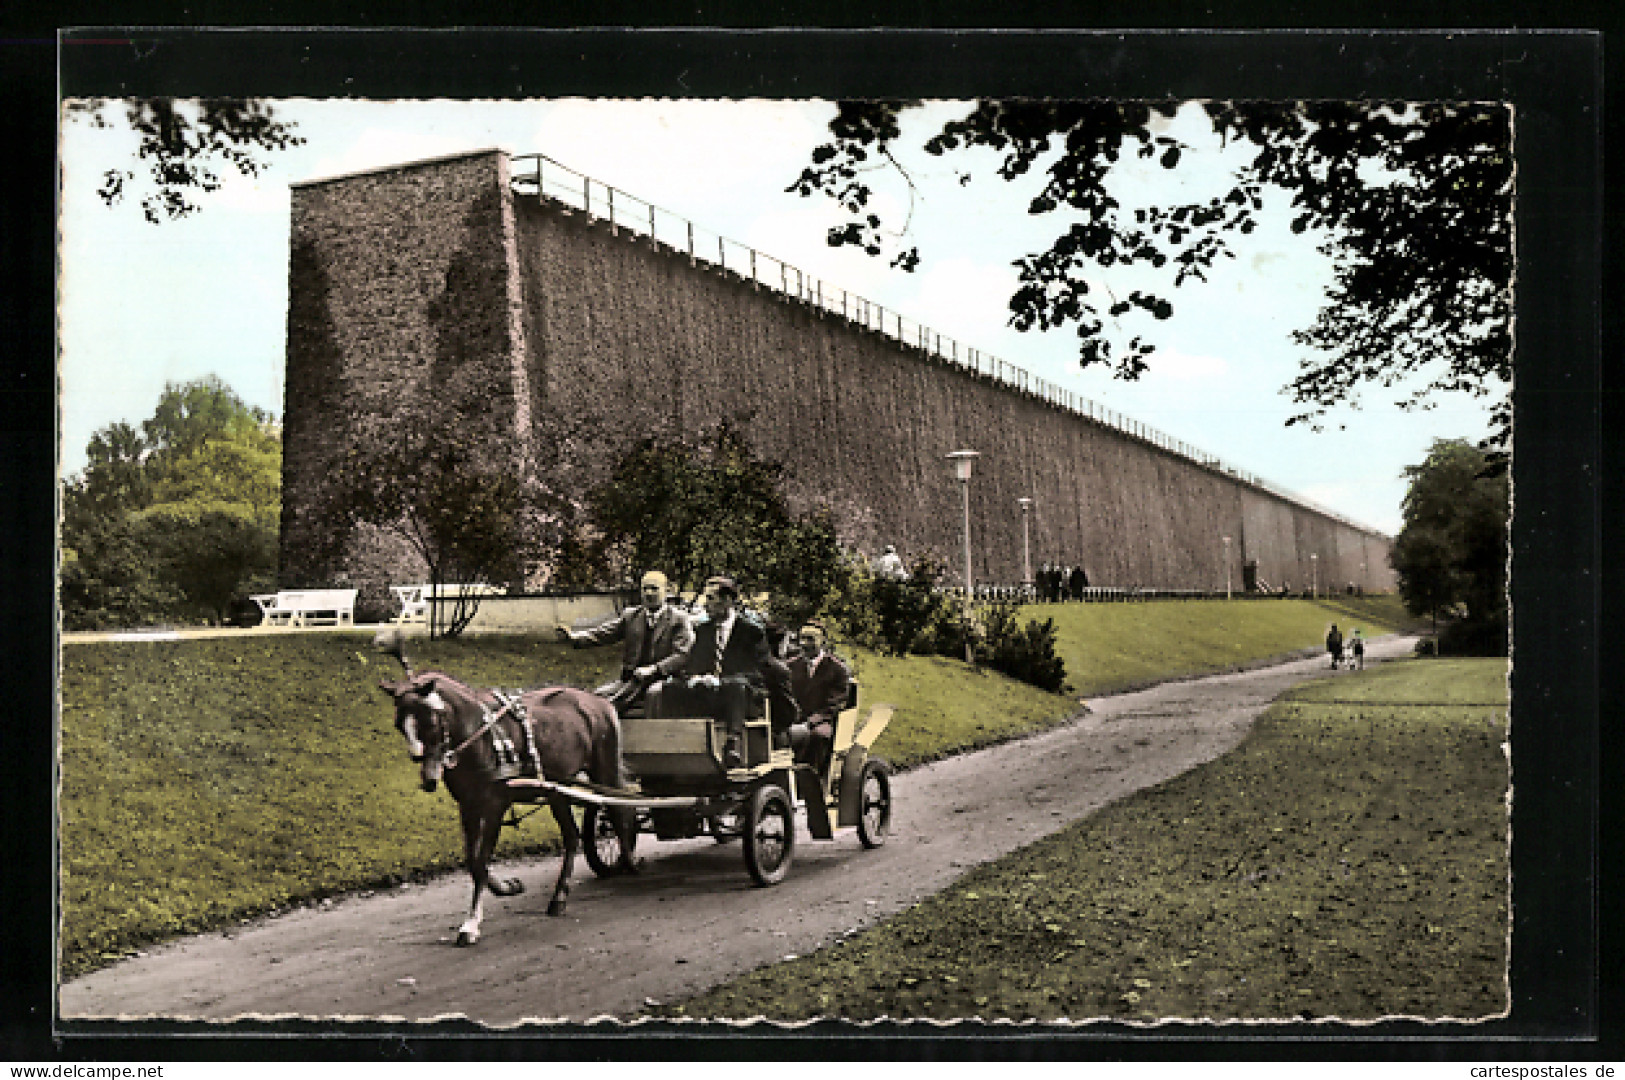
[824,552,961,657]
[977,602,1070,693]
[1414,637,1438,657]
[1437,617,1508,657]
[820,557,1067,694]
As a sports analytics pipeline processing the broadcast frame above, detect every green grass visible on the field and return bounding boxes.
[57,596,1421,980]
[659,657,1509,1022]
[58,633,1068,978]
[1030,596,1417,697]
[59,633,617,978]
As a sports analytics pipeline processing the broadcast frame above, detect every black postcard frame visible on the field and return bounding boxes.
[11,25,1604,1059]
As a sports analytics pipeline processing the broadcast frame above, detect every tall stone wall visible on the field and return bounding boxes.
[282,151,527,613]
[284,150,1395,603]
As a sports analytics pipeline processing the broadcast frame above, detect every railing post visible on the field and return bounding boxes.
[608,188,616,234]
[719,236,725,270]
[583,177,592,220]
[688,221,695,264]
[649,205,657,249]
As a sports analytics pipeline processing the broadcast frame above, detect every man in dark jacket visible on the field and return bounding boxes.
[556,570,693,715]
[647,576,796,767]
[1326,623,1344,669]
[787,621,851,773]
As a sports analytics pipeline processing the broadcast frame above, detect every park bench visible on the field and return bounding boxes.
[251,589,358,628]
[390,582,508,624]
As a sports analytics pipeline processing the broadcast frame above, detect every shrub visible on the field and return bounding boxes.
[1437,616,1508,657]
[825,552,961,657]
[821,558,1067,694]
[976,601,1070,693]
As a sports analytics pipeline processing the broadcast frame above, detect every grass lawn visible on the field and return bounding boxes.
[58,632,1068,978]
[1033,594,1419,697]
[58,595,1420,980]
[659,657,1509,1022]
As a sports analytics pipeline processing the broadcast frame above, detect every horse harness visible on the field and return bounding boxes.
[441,689,545,782]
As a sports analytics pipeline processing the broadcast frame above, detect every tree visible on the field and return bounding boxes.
[789,100,1513,455]
[585,422,845,625]
[60,377,281,629]
[324,407,562,638]
[1390,438,1508,654]
[64,98,304,224]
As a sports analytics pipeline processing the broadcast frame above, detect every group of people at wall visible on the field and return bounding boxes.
[556,571,849,771]
[1034,562,1090,603]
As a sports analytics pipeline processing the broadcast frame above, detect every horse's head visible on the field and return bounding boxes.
[379,673,460,791]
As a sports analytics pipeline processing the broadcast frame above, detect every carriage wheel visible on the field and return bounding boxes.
[856,757,893,849]
[581,805,637,878]
[742,784,795,887]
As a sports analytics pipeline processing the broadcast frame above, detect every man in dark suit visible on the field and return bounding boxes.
[556,570,694,715]
[787,621,851,773]
[647,576,796,767]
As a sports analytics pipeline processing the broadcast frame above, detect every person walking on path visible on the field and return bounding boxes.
[1350,628,1365,670]
[1326,623,1344,670]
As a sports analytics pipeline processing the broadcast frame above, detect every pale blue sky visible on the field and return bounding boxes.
[58,98,1500,535]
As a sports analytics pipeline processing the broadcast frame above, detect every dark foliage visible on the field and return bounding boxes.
[977,602,1070,693]
[583,422,848,627]
[791,100,1512,453]
[322,407,559,638]
[822,555,1068,693]
[61,377,280,629]
[66,98,304,224]
[1389,439,1507,655]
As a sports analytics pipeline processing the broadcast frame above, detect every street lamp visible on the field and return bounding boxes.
[1017,497,1034,598]
[1310,553,1318,599]
[1222,535,1232,600]
[946,450,980,664]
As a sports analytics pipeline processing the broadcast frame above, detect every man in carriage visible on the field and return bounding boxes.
[555,570,695,716]
[645,575,798,767]
[786,620,851,773]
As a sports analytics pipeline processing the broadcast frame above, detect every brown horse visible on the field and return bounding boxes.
[376,632,637,944]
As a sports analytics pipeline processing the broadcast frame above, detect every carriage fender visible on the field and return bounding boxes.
[836,746,868,829]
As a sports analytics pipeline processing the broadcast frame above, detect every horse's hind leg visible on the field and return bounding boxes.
[547,799,580,917]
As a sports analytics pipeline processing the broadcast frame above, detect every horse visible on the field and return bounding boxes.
[375,630,638,944]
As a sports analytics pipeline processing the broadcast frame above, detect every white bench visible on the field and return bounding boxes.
[251,589,358,628]
[390,583,507,624]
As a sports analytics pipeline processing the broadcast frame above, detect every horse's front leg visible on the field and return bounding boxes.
[455,797,519,946]
[547,798,581,917]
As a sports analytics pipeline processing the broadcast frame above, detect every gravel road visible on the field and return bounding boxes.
[60,635,1416,1026]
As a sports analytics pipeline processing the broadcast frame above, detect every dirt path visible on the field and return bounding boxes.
[60,636,1416,1026]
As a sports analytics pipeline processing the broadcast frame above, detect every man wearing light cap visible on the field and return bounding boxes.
[787,621,850,773]
[556,570,693,716]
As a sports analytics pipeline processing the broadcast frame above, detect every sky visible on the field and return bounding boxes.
[57,98,1501,536]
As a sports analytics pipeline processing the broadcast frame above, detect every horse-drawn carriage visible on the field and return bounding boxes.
[509,683,895,887]
[375,629,894,944]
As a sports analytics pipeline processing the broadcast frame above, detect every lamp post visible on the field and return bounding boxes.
[947,450,980,664]
[1223,535,1232,600]
[1018,497,1034,599]
[1310,553,1318,599]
